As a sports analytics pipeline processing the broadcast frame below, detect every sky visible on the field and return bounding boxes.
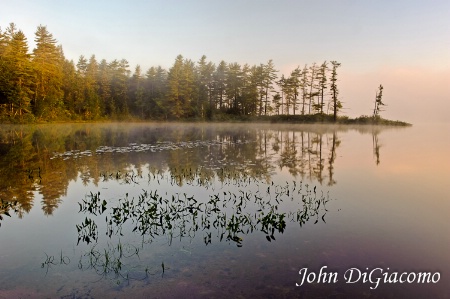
[2,0,449,123]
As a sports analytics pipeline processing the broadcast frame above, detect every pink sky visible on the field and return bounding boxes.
[340,67,450,124]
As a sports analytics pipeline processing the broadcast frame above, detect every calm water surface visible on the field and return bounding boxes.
[0,123,449,298]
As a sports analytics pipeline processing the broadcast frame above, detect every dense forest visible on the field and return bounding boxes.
[1,22,370,123]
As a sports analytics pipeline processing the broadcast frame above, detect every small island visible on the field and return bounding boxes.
[0,23,409,126]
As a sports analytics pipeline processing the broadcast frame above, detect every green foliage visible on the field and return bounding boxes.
[166,55,199,119]
[0,24,34,121]
[32,25,64,119]
[0,21,406,124]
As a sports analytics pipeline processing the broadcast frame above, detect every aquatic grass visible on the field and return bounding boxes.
[99,170,143,184]
[79,192,107,216]
[41,250,70,275]
[68,166,334,283]
[76,217,98,245]
[73,241,158,284]
[78,168,331,247]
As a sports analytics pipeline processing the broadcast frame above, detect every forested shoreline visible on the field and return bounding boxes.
[0,22,408,125]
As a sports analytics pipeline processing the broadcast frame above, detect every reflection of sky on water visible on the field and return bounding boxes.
[0,123,449,298]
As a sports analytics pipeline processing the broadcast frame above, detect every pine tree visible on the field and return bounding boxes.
[0,24,16,115]
[225,62,243,113]
[32,25,63,119]
[330,61,341,122]
[85,55,100,118]
[181,59,198,117]
[373,84,385,118]
[74,55,88,115]
[3,29,34,118]
[197,55,215,118]
[289,67,301,115]
[213,61,227,111]
[109,59,130,117]
[300,65,309,115]
[308,62,318,114]
[261,60,277,116]
[61,58,77,116]
[98,59,112,116]
[317,61,328,114]
[277,75,286,114]
[272,92,281,115]
[130,64,145,117]
[243,64,259,115]
[146,65,167,118]
[167,55,198,118]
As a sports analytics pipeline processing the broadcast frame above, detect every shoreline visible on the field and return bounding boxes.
[0,114,412,126]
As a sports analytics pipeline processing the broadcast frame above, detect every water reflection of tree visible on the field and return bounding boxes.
[372,129,381,165]
[0,124,388,221]
[328,132,339,186]
[274,129,340,186]
[0,127,39,217]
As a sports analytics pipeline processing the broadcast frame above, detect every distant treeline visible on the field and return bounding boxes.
[1,22,351,123]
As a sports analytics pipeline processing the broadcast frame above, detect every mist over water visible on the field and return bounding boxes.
[0,123,448,298]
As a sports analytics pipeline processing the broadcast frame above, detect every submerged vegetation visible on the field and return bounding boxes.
[0,22,408,125]
[77,177,330,248]
[43,168,331,284]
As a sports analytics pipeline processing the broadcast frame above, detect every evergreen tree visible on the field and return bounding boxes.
[0,28,7,108]
[277,75,286,114]
[32,25,63,119]
[308,62,318,114]
[225,62,243,114]
[0,26,9,54]
[61,58,77,116]
[261,59,277,116]
[2,29,34,118]
[181,59,198,117]
[98,59,112,116]
[243,64,259,115]
[289,67,301,115]
[146,65,167,118]
[373,84,385,118]
[166,55,198,118]
[130,64,145,117]
[166,55,184,118]
[330,61,341,122]
[76,55,87,75]
[0,24,16,115]
[300,65,309,115]
[317,61,328,114]
[197,55,215,119]
[85,55,100,118]
[74,55,88,115]
[272,92,281,115]
[109,59,130,117]
[213,60,227,111]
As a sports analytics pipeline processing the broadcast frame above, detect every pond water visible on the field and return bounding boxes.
[0,122,449,299]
